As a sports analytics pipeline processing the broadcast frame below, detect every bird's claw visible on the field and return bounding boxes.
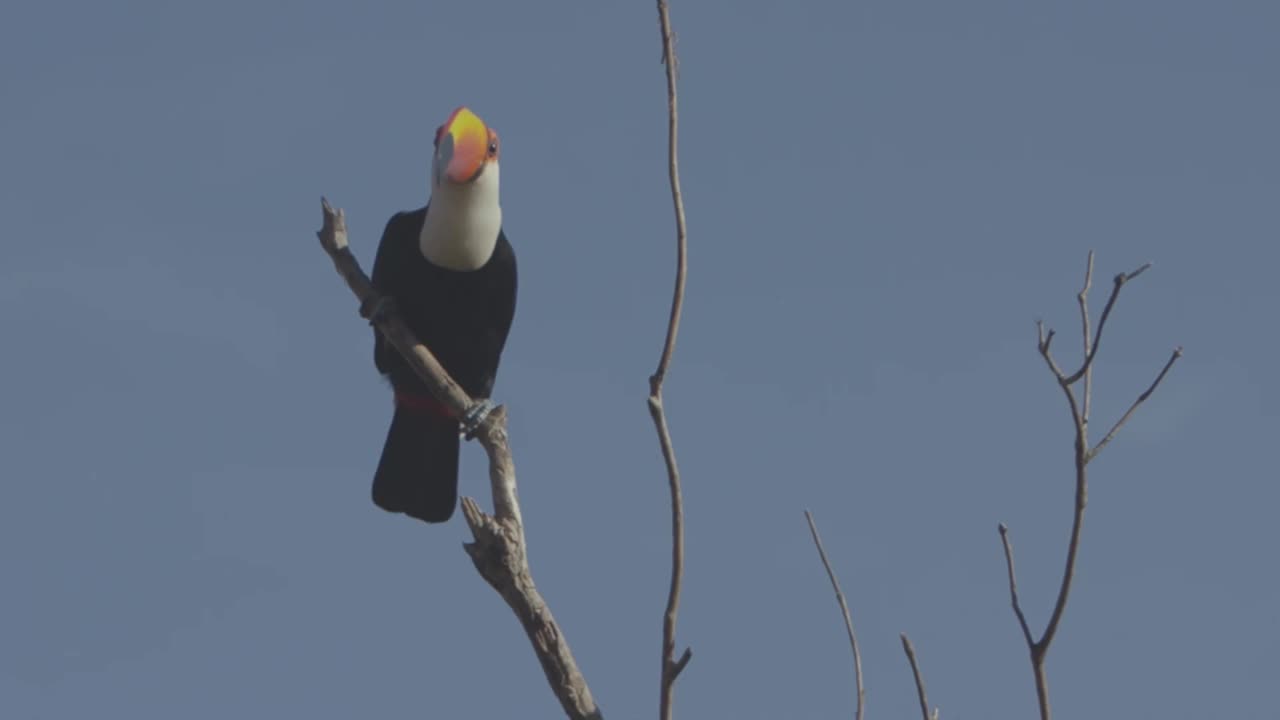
[461,399,495,438]
[363,295,397,326]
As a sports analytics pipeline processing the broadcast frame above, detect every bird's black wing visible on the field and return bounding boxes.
[370,210,420,377]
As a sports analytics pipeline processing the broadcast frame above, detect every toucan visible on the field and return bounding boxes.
[368,106,518,524]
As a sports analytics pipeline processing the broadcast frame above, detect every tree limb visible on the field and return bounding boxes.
[1003,253,1180,720]
[315,198,601,720]
[651,2,693,720]
[804,511,865,720]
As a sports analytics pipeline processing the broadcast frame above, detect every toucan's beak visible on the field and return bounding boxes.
[437,107,489,185]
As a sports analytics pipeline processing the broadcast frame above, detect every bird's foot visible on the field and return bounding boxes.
[362,295,398,326]
[461,398,495,439]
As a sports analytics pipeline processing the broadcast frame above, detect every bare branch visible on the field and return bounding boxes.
[998,524,1035,649]
[900,634,936,720]
[1006,253,1177,720]
[1061,262,1152,386]
[651,0,688,388]
[1077,251,1095,419]
[315,199,601,720]
[652,3,692,720]
[804,511,865,720]
[316,198,474,417]
[1089,347,1183,462]
[650,391,692,707]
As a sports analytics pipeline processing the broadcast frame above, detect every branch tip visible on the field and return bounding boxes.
[999,522,1035,649]
[805,510,865,720]
[901,633,934,720]
[1089,344,1183,460]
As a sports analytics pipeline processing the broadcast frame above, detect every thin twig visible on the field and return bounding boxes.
[1089,347,1183,461]
[1077,251,1095,419]
[315,199,601,720]
[805,511,865,720]
[652,3,692,720]
[1062,262,1152,386]
[1036,321,1069,382]
[900,634,935,720]
[998,524,1034,649]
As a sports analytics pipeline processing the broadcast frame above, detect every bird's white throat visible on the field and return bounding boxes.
[418,163,502,271]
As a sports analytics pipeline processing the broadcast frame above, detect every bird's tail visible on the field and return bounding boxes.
[372,397,460,524]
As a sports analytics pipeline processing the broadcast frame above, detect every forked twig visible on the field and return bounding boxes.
[1002,253,1179,720]
[1061,262,1152,386]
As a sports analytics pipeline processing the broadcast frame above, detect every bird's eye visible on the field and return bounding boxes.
[487,141,499,156]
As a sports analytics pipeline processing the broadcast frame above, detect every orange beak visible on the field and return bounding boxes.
[437,107,489,184]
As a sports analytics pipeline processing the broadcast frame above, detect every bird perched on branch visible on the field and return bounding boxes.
[368,106,518,524]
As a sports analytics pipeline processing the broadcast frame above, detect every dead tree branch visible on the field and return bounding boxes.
[900,634,937,720]
[1003,252,1180,720]
[804,511,865,720]
[315,198,601,720]
[998,523,1034,649]
[1088,347,1183,462]
[651,2,692,720]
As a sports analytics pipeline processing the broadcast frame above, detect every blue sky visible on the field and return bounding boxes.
[2,1,1276,718]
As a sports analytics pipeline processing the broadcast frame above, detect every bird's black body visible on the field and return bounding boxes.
[369,206,517,523]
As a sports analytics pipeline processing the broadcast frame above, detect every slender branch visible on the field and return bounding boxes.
[652,4,692,720]
[1006,253,1178,720]
[1038,262,1163,655]
[650,390,690,713]
[804,511,865,720]
[998,524,1035,649]
[1089,347,1183,462]
[652,0,688,387]
[1029,297,1092,720]
[1037,416,1087,657]
[315,198,601,720]
[1077,251,1095,419]
[900,634,935,720]
[1001,522,1052,718]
